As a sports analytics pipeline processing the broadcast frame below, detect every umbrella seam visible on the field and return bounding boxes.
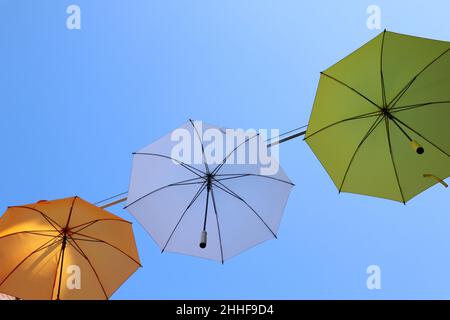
[211,179,277,238]
[387,48,449,108]
[384,117,406,203]
[338,114,385,192]
[161,182,208,252]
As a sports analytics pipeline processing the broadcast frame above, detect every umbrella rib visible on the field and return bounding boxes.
[388,48,449,108]
[133,152,206,178]
[303,111,380,141]
[211,179,277,238]
[385,117,406,203]
[390,100,450,113]
[65,236,109,299]
[387,77,417,110]
[124,177,206,209]
[390,115,449,157]
[320,72,382,111]
[0,237,60,287]
[210,187,224,264]
[215,173,294,186]
[10,206,63,232]
[72,232,142,267]
[380,30,388,107]
[161,182,208,252]
[0,230,59,241]
[70,218,132,234]
[212,133,260,176]
[64,197,77,229]
[338,114,385,192]
[189,119,211,174]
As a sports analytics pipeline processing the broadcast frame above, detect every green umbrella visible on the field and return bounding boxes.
[304,30,449,203]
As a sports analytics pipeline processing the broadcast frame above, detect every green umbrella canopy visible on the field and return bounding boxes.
[305,30,449,203]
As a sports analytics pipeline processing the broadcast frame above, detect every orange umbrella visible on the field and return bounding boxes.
[0,196,141,300]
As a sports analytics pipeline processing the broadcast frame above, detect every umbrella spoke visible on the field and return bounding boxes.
[388,77,416,110]
[385,117,406,203]
[0,230,59,241]
[209,187,224,264]
[390,115,449,157]
[64,197,77,231]
[70,232,142,267]
[304,111,381,141]
[380,30,388,107]
[189,119,211,174]
[339,114,385,192]
[124,176,206,209]
[0,237,60,287]
[65,236,109,299]
[215,173,294,186]
[320,72,382,111]
[10,206,63,232]
[390,100,450,113]
[211,179,277,238]
[162,182,208,252]
[133,152,206,178]
[70,218,131,234]
[211,133,260,176]
[388,48,449,108]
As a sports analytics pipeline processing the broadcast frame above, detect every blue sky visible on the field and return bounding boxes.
[0,0,449,299]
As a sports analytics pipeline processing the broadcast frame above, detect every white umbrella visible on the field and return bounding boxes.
[125,120,294,263]
[0,293,17,300]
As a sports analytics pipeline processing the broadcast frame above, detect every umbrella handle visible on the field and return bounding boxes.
[100,197,128,209]
[423,174,448,188]
[411,140,424,154]
[200,231,207,249]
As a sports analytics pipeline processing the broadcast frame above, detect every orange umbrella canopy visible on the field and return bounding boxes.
[0,196,141,300]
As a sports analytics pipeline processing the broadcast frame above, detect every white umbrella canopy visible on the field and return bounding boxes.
[125,120,294,263]
[0,293,16,300]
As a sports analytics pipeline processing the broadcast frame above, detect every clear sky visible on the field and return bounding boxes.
[0,0,449,299]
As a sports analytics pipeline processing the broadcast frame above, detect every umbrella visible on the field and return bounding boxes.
[304,30,449,203]
[125,120,294,263]
[0,293,17,300]
[0,196,141,300]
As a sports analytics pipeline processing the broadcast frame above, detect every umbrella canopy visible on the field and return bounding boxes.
[0,293,17,300]
[0,196,141,300]
[125,120,294,263]
[305,30,449,203]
